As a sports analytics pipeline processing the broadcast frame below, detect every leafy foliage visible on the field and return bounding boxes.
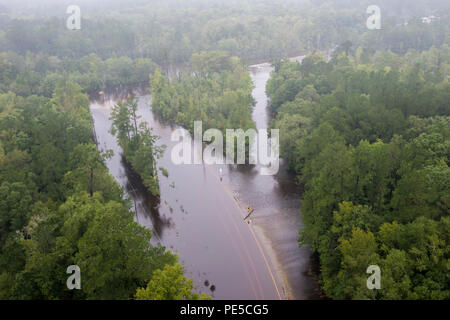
[151,52,255,134]
[0,81,200,300]
[135,263,211,300]
[110,95,165,196]
[268,46,450,299]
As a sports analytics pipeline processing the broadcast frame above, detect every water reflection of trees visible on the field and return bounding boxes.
[122,155,173,240]
[89,84,149,105]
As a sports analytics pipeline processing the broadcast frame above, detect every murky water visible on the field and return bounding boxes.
[89,59,320,300]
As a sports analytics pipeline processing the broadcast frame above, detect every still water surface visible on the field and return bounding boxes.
[90,59,320,299]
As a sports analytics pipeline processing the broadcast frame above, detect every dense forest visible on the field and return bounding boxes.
[0,1,214,299]
[1,0,448,98]
[267,45,450,298]
[0,0,449,301]
[150,51,255,134]
[0,78,212,299]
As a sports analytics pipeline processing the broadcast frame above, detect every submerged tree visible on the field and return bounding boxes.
[110,95,165,196]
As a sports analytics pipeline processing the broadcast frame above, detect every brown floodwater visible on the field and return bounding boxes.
[89,59,320,300]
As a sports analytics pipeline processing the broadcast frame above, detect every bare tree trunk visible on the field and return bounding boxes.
[90,168,94,197]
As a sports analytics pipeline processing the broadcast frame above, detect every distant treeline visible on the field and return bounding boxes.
[150,51,255,134]
[1,0,449,72]
[0,51,157,96]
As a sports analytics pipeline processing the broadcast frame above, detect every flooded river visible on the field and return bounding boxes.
[89,59,320,300]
